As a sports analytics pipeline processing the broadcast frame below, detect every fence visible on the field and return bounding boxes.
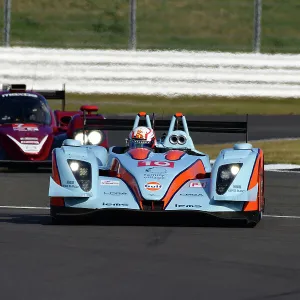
[1,47,300,97]
[1,0,300,53]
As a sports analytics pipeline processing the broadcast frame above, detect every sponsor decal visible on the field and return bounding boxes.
[22,145,39,152]
[175,204,202,208]
[138,161,174,168]
[144,181,162,191]
[144,174,165,180]
[20,141,39,144]
[2,93,38,98]
[100,180,120,186]
[228,188,246,193]
[62,180,79,189]
[135,129,145,139]
[12,124,39,132]
[20,137,38,141]
[7,134,48,154]
[179,193,203,197]
[144,167,168,179]
[145,167,167,173]
[102,202,129,207]
[189,182,206,188]
[104,192,127,196]
[233,185,241,189]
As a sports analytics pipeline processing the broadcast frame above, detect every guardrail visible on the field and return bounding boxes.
[1,47,300,98]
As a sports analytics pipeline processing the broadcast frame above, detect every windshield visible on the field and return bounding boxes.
[0,93,51,125]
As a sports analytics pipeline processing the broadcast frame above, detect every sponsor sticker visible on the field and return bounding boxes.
[138,161,174,168]
[23,145,39,152]
[100,180,120,186]
[21,141,39,144]
[20,137,38,141]
[102,202,129,207]
[189,182,206,188]
[179,193,203,197]
[144,181,162,191]
[2,93,38,98]
[12,124,39,132]
[104,192,127,196]
[175,204,202,208]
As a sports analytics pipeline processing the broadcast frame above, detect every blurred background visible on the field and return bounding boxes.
[1,0,300,53]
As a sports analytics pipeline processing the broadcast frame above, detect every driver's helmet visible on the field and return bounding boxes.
[128,126,156,149]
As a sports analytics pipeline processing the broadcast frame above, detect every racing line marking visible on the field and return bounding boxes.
[264,214,300,219]
[0,205,49,210]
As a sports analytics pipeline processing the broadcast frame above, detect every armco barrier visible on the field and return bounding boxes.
[1,47,300,97]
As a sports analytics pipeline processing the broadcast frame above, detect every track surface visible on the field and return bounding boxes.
[1,115,300,299]
[1,171,300,300]
[108,115,300,145]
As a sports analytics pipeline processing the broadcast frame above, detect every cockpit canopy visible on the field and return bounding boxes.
[0,93,51,125]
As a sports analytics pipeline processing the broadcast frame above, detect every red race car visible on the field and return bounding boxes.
[0,84,108,169]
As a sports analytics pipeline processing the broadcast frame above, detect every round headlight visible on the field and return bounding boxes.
[88,130,102,145]
[74,132,88,145]
[70,162,79,172]
[230,165,240,176]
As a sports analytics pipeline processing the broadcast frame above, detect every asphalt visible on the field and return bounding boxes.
[1,115,300,299]
[108,115,300,145]
[1,170,300,299]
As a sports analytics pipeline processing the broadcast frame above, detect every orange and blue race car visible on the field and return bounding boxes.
[49,112,265,227]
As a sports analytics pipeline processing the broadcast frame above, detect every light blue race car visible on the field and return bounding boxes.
[49,112,265,227]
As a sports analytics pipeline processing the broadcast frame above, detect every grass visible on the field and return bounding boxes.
[195,140,300,164]
[48,93,300,115]
[1,0,300,53]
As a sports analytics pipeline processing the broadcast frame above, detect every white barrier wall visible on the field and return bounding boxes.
[1,47,300,97]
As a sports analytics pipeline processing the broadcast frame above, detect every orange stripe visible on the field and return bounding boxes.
[118,166,144,209]
[52,150,61,185]
[163,160,205,209]
[244,150,264,211]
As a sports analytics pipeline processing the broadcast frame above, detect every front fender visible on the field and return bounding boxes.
[211,146,263,202]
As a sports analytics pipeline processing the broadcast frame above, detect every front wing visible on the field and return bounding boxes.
[49,175,260,224]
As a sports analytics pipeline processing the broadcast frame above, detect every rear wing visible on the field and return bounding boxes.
[2,84,66,111]
[83,112,249,142]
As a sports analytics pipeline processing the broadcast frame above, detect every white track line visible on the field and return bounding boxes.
[264,214,300,219]
[0,205,49,210]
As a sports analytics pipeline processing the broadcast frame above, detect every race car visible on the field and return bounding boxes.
[49,112,265,227]
[0,84,108,168]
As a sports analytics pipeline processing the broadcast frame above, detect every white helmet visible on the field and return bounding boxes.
[128,126,156,149]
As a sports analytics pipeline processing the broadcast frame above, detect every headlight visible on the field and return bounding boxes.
[67,159,92,192]
[70,161,79,172]
[74,130,103,145]
[88,130,102,145]
[74,132,88,145]
[231,165,240,175]
[216,163,243,195]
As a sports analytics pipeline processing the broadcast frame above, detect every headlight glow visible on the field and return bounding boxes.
[88,130,102,145]
[230,165,240,175]
[70,162,79,172]
[74,132,88,145]
[67,160,92,192]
